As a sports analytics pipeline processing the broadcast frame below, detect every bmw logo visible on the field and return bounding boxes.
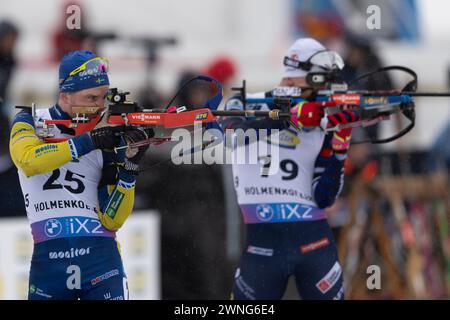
[256,205,274,222]
[44,219,62,238]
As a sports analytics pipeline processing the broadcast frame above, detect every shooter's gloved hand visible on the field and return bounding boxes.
[88,109,123,151]
[123,127,150,175]
[324,109,360,156]
[90,126,123,151]
[290,101,325,128]
[331,128,352,156]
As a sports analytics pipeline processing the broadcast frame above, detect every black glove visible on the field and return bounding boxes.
[90,126,123,151]
[122,127,150,175]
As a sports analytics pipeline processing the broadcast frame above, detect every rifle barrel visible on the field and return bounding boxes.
[407,92,450,97]
[358,91,450,97]
[212,110,290,119]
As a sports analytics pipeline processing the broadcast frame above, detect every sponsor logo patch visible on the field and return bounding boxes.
[300,237,330,254]
[363,97,388,105]
[263,129,300,148]
[195,111,209,121]
[255,204,274,222]
[44,219,62,238]
[332,93,361,105]
[106,190,125,219]
[29,285,52,298]
[91,269,119,286]
[130,114,161,121]
[247,245,274,257]
[49,247,91,260]
[316,262,342,294]
[35,144,58,155]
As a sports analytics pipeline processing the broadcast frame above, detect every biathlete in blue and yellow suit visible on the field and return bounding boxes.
[217,38,359,300]
[9,50,149,300]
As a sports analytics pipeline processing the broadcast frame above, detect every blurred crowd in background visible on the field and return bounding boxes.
[1,0,450,299]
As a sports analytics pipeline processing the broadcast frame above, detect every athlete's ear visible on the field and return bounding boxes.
[58,92,76,114]
[59,92,70,105]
